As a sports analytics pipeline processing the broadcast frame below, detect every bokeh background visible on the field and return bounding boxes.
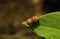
[0,0,60,39]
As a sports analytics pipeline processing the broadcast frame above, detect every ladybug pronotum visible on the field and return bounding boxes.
[27,16,39,25]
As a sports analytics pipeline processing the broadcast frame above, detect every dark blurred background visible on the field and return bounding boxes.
[0,0,60,39]
[44,0,60,13]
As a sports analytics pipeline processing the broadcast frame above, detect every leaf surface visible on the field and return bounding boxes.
[23,12,60,39]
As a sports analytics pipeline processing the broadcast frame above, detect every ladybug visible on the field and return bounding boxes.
[27,16,39,25]
[32,16,38,22]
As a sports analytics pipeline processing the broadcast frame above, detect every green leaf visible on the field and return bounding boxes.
[22,11,60,39]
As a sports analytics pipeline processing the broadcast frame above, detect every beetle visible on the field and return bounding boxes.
[27,16,39,25]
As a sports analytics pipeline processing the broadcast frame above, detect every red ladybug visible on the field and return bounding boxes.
[32,16,38,22]
[27,16,39,25]
[27,18,33,24]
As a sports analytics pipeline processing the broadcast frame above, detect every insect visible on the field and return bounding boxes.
[27,16,39,25]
